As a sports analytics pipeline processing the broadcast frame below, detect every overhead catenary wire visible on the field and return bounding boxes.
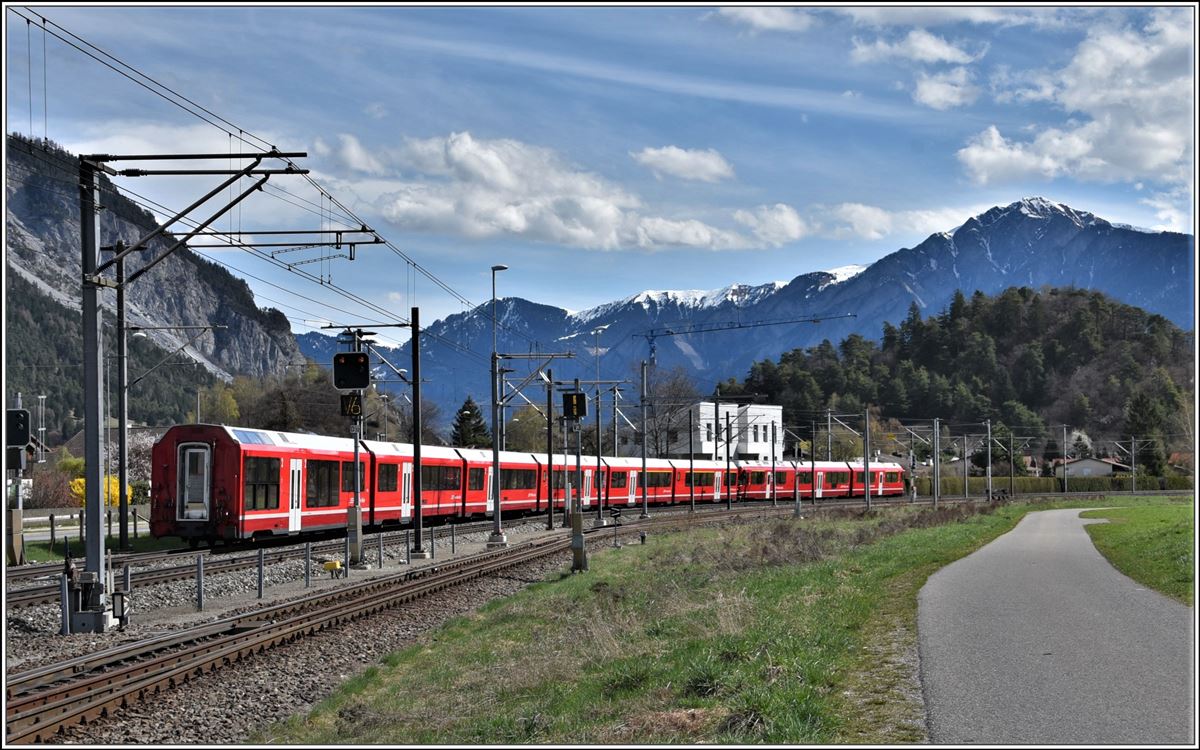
[7,6,544,352]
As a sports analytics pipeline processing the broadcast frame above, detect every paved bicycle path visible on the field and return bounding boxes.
[918,508,1194,744]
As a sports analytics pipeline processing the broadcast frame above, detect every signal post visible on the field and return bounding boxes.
[332,334,372,565]
[563,381,588,572]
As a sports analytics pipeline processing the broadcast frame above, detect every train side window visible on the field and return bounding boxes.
[500,469,537,490]
[341,461,366,492]
[685,472,714,487]
[750,471,766,484]
[378,464,398,493]
[306,460,339,507]
[610,471,627,489]
[854,472,865,484]
[468,468,485,491]
[797,472,811,486]
[774,472,788,485]
[243,457,280,511]
[885,472,899,483]
[643,471,671,488]
[725,473,736,488]
[421,465,462,491]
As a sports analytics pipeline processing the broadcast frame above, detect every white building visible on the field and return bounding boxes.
[667,401,785,461]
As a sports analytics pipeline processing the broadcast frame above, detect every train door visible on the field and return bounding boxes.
[178,444,210,520]
[401,463,413,521]
[288,459,303,532]
[627,471,637,505]
[714,471,723,502]
[815,472,824,500]
[485,467,494,517]
[583,470,593,509]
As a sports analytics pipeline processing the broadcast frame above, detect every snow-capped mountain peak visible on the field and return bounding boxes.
[573,280,785,323]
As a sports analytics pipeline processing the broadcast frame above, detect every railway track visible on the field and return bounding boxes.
[5,504,781,744]
[8,491,1190,743]
[5,520,500,607]
[12,490,1182,607]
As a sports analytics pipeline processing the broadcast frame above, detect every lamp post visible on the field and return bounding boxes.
[488,264,508,548]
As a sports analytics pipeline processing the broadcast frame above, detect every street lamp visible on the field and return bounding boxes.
[489,263,508,548]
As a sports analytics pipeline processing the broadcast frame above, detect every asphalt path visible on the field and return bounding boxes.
[919,508,1194,745]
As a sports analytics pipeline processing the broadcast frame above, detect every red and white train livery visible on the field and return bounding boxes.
[150,424,906,545]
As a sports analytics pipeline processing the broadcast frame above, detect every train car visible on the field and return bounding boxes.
[152,424,908,545]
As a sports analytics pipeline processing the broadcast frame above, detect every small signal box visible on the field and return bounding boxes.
[562,392,587,420]
[333,352,371,390]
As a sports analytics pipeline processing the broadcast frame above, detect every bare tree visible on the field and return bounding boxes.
[629,363,701,458]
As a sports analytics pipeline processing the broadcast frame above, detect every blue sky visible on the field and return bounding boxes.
[4,4,1195,348]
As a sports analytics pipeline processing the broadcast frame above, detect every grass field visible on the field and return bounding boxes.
[244,495,1193,744]
[1081,503,1194,605]
[17,534,180,563]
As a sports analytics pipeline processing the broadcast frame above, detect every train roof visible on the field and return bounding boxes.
[202,427,904,472]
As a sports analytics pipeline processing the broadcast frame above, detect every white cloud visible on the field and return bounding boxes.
[378,132,751,251]
[712,7,815,33]
[838,7,1070,28]
[733,204,810,245]
[966,9,1193,194]
[631,145,735,182]
[913,67,980,110]
[334,133,385,175]
[814,202,991,240]
[1140,185,1194,233]
[851,29,983,65]
[632,216,746,250]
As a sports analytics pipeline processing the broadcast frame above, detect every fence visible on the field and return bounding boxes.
[915,475,1193,496]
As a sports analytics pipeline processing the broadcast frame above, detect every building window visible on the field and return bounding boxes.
[706,423,712,442]
[243,457,280,511]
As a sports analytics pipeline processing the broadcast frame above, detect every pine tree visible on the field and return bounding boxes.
[452,396,492,448]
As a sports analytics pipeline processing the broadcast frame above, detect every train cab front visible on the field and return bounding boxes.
[151,425,230,547]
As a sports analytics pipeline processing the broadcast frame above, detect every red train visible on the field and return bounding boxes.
[150,424,906,546]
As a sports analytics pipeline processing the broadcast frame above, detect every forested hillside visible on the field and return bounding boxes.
[717,286,1193,473]
[5,270,218,443]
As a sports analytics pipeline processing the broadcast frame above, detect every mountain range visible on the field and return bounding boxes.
[4,135,1193,428]
[299,196,1194,416]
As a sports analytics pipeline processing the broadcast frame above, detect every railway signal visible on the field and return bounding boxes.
[562,391,587,420]
[6,408,30,447]
[332,352,371,390]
